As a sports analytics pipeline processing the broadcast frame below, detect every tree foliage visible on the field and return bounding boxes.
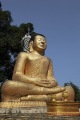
[64,81,80,101]
[0,3,34,81]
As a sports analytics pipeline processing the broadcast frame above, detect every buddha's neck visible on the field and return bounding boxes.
[31,50,44,56]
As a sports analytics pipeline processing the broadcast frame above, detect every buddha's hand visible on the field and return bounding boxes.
[40,80,58,88]
[49,80,58,87]
[34,78,53,88]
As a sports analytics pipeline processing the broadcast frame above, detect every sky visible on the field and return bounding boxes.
[0,0,80,87]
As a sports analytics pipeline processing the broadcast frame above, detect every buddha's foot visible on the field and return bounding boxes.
[1,94,20,102]
[20,95,52,101]
[44,86,65,95]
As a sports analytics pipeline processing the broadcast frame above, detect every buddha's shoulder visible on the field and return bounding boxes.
[44,56,51,61]
[18,52,29,57]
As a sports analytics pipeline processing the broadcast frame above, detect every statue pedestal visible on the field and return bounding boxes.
[0,101,47,113]
[47,101,80,116]
[0,101,80,119]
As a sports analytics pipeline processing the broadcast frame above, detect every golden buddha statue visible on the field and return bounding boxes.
[1,33,75,102]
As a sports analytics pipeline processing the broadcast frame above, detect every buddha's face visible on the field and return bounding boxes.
[33,35,47,51]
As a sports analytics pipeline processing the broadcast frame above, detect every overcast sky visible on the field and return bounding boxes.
[1,0,80,87]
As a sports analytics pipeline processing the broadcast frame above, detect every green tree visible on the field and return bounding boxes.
[0,3,34,82]
[64,81,80,101]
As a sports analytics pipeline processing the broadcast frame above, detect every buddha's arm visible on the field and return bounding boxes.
[12,52,39,84]
[12,52,51,87]
[47,59,58,87]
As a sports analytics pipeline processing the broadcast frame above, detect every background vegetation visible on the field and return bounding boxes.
[0,2,34,81]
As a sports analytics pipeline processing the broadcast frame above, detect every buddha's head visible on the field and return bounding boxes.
[29,33,47,54]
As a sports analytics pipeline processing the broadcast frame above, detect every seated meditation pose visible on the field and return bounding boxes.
[1,33,75,102]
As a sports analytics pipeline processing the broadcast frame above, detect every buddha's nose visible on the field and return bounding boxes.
[41,41,45,44]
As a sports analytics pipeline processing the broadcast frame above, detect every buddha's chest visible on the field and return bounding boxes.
[25,57,50,74]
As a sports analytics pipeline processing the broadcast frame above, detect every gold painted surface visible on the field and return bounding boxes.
[47,101,80,116]
[47,112,80,116]
[0,101,46,108]
[1,34,75,102]
[62,90,68,101]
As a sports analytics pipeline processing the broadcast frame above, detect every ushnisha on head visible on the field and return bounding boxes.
[29,33,47,54]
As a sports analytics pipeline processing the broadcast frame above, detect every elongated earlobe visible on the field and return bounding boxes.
[29,41,33,52]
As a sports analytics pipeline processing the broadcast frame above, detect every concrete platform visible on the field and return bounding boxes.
[0,101,80,119]
[0,113,80,120]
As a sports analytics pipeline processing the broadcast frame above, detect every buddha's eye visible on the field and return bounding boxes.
[37,38,41,41]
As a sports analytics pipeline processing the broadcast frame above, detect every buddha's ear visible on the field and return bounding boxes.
[30,41,33,47]
[29,41,33,52]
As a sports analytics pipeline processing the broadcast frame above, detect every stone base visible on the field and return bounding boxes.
[47,101,80,116]
[0,101,80,119]
[0,101,47,113]
[0,113,80,120]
